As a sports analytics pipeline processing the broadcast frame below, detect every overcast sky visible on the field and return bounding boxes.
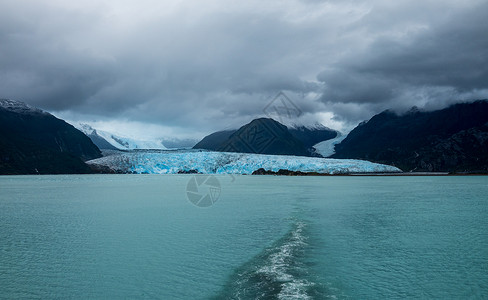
[1,0,487,141]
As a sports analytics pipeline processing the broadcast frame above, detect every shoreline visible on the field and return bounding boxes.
[2,171,487,176]
[250,169,487,176]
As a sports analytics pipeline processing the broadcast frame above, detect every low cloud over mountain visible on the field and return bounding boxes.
[1,0,487,137]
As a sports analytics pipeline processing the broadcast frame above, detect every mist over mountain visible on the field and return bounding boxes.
[287,123,338,149]
[1,0,487,134]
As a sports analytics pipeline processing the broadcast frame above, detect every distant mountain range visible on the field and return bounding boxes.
[333,100,488,172]
[2,98,488,174]
[193,118,338,156]
[0,99,101,174]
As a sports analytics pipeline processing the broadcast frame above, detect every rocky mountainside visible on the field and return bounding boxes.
[217,118,310,156]
[333,100,488,172]
[0,99,102,174]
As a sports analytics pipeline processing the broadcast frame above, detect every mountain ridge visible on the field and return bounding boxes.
[217,118,310,156]
[332,100,488,172]
[0,99,102,174]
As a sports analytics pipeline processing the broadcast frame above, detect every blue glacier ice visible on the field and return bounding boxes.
[87,150,401,174]
[313,133,347,157]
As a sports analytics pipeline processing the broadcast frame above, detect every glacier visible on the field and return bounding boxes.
[87,150,401,174]
[74,123,167,150]
[313,133,347,157]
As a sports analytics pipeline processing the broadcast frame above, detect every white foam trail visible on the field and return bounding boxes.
[256,222,315,300]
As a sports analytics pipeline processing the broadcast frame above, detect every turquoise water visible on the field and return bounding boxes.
[0,175,487,299]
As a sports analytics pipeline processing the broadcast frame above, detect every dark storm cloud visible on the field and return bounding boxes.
[318,0,488,122]
[0,0,487,135]
[0,0,116,110]
[363,10,488,91]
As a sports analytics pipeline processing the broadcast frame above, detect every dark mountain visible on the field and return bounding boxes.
[288,123,338,148]
[217,118,310,156]
[0,99,102,174]
[193,129,236,151]
[193,121,337,156]
[333,100,488,172]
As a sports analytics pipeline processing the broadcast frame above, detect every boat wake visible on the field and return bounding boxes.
[214,221,326,299]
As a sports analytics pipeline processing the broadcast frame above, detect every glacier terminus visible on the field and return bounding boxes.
[87,150,401,175]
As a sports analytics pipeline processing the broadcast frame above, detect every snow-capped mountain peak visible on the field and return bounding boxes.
[77,123,96,135]
[287,121,336,132]
[0,99,46,115]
